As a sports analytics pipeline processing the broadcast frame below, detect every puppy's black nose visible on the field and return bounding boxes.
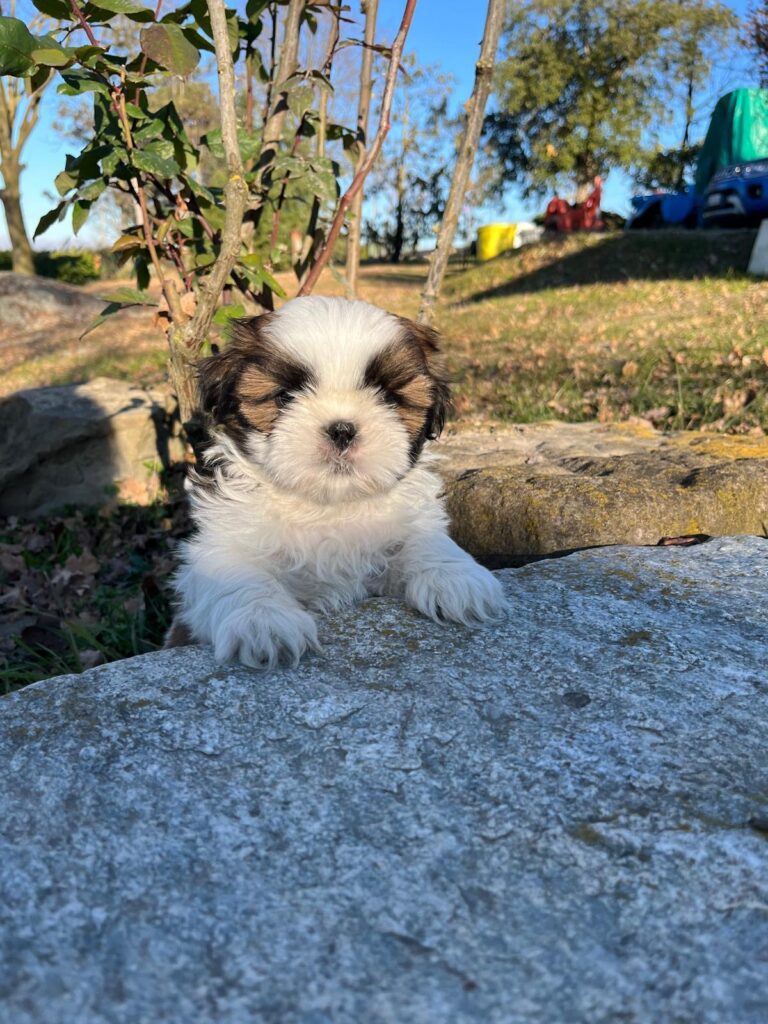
[326,420,357,451]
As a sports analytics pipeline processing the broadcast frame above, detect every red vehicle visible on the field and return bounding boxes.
[544,176,605,231]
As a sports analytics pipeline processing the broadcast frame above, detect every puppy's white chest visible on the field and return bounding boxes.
[272,518,401,611]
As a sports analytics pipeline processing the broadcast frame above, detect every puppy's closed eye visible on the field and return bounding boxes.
[274,390,294,409]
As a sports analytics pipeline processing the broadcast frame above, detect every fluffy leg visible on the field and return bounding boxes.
[392,531,507,625]
[174,546,319,669]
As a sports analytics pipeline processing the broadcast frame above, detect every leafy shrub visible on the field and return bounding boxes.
[0,250,101,283]
[35,251,101,284]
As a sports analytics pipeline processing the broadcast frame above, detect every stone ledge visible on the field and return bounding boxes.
[436,422,768,564]
[1,537,766,1023]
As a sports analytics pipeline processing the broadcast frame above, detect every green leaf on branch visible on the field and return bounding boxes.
[30,34,74,69]
[132,148,181,179]
[111,233,143,253]
[140,24,200,76]
[57,70,111,96]
[84,0,155,23]
[100,287,158,306]
[72,200,92,235]
[32,0,74,17]
[245,0,271,22]
[135,256,150,290]
[133,117,165,142]
[238,255,287,298]
[78,177,107,201]
[73,45,105,63]
[212,303,246,326]
[179,26,215,54]
[101,146,129,175]
[54,168,78,196]
[34,202,69,239]
[287,84,315,120]
[0,16,37,76]
[124,101,148,119]
[81,303,123,338]
[204,126,262,164]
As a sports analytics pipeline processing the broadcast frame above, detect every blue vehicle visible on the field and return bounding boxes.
[628,89,768,230]
[627,188,698,230]
[702,158,768,228]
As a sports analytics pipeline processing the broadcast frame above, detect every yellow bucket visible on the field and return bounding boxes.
[477,223,517,261]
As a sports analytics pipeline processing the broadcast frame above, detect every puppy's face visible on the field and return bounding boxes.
[198,297,450,504]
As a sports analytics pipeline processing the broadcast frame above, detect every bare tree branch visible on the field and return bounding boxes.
[417,0,504,325]
[179,0,248,349]
[113,84,187,325]
[251,0,304,186]
[298,0,417,297]
[67,0,99,47]
[345,0,379,297]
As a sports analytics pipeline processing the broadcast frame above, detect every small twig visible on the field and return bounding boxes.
[67,0,99,47]
[269,109,310,250]
[270,4,341,260]
[417,0,504,325]
[298,0,417,296]
[178,0,248,346]
[112,83,186,324]
[250,0,303,193]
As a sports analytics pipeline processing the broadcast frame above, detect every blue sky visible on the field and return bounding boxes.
[0,0,758,250]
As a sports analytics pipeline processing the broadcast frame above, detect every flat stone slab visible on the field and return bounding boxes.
[436,422,768,564]
[1,536,767,1023]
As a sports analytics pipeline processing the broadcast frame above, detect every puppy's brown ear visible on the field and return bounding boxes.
[197,345,243,421]
[196,314,270,421]
[398,316,452,440]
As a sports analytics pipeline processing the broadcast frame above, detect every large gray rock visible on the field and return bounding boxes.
[0,377,185,515]
[0,272,104,344]
[437,422,768,564]
[1,536,767,1023]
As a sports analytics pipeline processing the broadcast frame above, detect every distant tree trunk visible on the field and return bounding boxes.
[0,73,48,276]
[574,179,592,203]
[392,191,405,262]
[418,0,504,325]
[675,66,695,191]
[1,164,34,274]
[345,0,379,296]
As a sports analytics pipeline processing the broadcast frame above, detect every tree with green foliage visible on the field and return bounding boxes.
[484,0,737,201]
[747,1,768,87]
[0,0,417,444]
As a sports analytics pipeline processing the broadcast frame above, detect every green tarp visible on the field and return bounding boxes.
[695,88,768,194]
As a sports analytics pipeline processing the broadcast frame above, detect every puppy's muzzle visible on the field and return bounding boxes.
[326,420,357,452]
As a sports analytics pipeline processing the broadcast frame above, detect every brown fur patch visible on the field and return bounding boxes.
[397,374,434,435]
[196,314,315,445]
[365,319,452,456]
[164,617,195,648]
[237,365,281,432]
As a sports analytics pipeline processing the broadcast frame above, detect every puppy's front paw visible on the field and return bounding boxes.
[406,559,507,626]
[213,603,320,669]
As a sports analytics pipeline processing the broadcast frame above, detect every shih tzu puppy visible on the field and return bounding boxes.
[169,296,506,668]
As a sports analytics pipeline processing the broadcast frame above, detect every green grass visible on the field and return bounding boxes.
[437,231,767,433]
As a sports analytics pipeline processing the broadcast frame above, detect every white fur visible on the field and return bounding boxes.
[173,297,507,668]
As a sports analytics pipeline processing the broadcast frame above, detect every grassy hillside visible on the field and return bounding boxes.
[3,229,766,434]
[438,230,766,434]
